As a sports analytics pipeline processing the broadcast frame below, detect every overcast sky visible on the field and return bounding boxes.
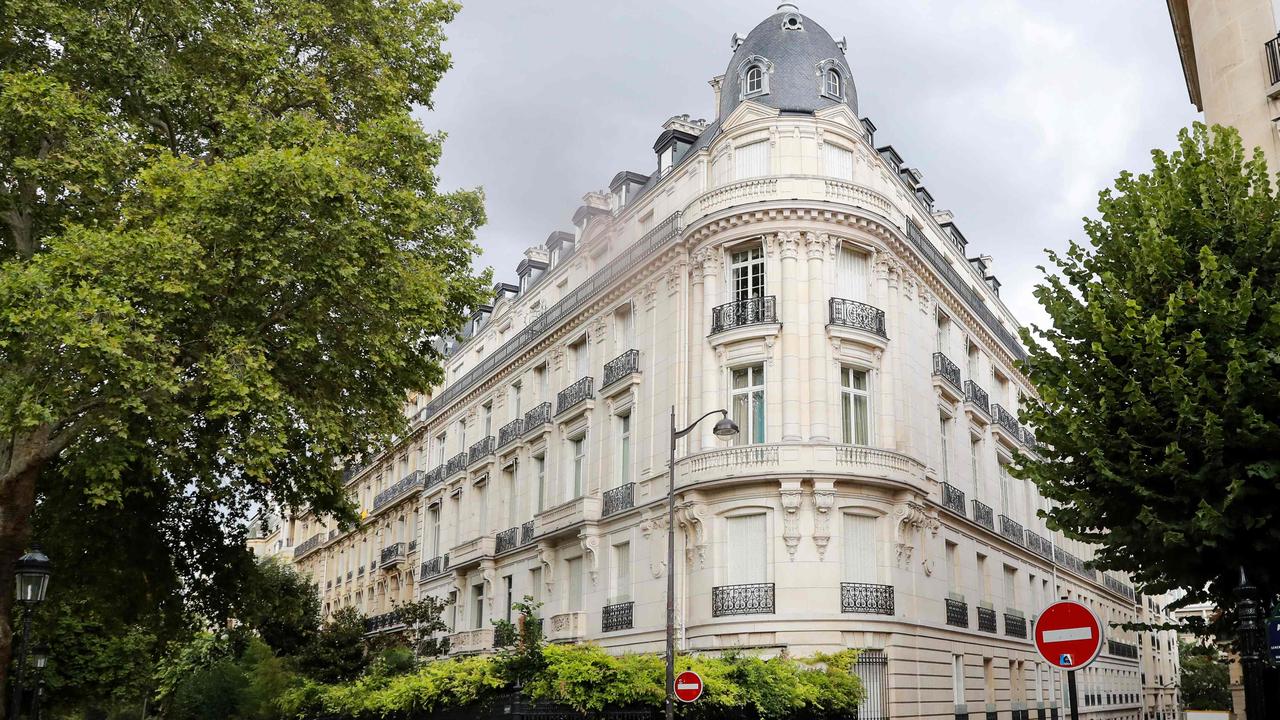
[417,1,1201,330]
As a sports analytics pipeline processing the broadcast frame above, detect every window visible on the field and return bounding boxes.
[726,514,767,584]
[659,145,674,175]
[1003,565,1018,610]
[530,567,543,605]
[534,454,546,512]
[976,553,990,602]
[534,363,548,402]
[835,244,868,301]
[458,418,467,451]
[511,381,522,417]
[999,460,1012,516]
[937,312,952,354]
[450,494,461,544]
[569,435,587,499]
[953,654,966,706]
[471,583,485,629]
[823,143,854,182]
[840,367,870,445]
[428,505,441,556]
[939,414,952,483]
[611,542,631,602]
[435,432,447,466]
[842,513,876,583]
[482,402,492,438]
[570,337,589,379]
[825,68,842,98]
[745,65,763,95]
[503,575,514,622]
[969,438,982,495]
[566,556,584,611]
[734,140,770,180]
[731,364,766,445]
[614,303,634,352]
[729,246,766,301]
[476,481,488,536]
[504,463,517,527]
[616,412,632,487]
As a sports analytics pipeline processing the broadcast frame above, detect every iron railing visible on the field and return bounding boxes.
[941,482,966,516]
[1020,426,1040,450]
[602,483,635,517]
[468,436,495,465]
[495,527,518,554]
[1107,639,1138,659]
[977,606,997,633]
[445,452,468,477]
[520,520,535,545]
[372,470,425,511]
[964,380,990,415]
[602,601,634,632]
[932,351,962,390]
[1054,546,1097,581]
[364,610,402,633]
[420,555,443,577]
[993,404,1021,437]
[999,514,1025,545]
[497,418,524,448]
[1005,612,1027,639]
[1104,574,1136,602]
[710,296,777,334]
[295,533,324,558]
[523,402,552,433]
[425,465,444,488]
[712,582,775,616]
[556,377,594,415]
[602,349,641,388]
[1267,34,1280,86]
[828,298,887,336]
[972,500,995,531]
[945,597,969,627]
[1025,530,1054,561]
[380,542,406,566]
[840,582,894,615]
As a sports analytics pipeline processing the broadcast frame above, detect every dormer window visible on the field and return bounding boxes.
[817,59,846,101]
[825,69,842,98]
[737,55,772,100]
[745,65,763,95]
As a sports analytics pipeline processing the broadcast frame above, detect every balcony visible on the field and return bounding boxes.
[1005,612,1027,639]
[556,376,594,416]
[992,404,1022,446]
[445,452,468,478]
[449,535,495,568]
[536,495,602,537]
[712,582,775,617]
[828,298,887,337]
[1054,546,1096,581]
[931,351,963,397]
[839,582,894,615]
[495,526,518,554]
[941,482,966,517]
[676,442,925,491]
[449,627,494,654]
[546,611,587,643]
[1025,530,1054,561]
[1020,426,1041,454]
[602,601,634,632]
[601,349,641,390]
[977,606,997,633]
[1104,574,1136,603]
[710,296,777,335]
[963,380,990,417]
[425,465,444,489]
[364,610,403,634]
[945,597,969,628]
[601,482,635,517]
[468,436,495,466]
[372,470,425,511]
[294,532,324,559]
[998,514,1025,545]
[523,402,552,435]
[971,500,995,531]
[1107,639,1138,659]
[520,520,535,545]
[1268,34,1280,94]
[379,542,406,569]
[497,418,524,449]
[420,554,445,578]
[357,565,365,577]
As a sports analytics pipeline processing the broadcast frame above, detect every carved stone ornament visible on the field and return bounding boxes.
[665,265,682,295]
[642,281,658,310]
[812,484,836,559]
[639,513,668,578]
[780,485,803,559]
[578,530,601,586]
[481,560,496,611]
[675,501,709,567]
[536,541,557,592]
[779,230,801,259]
[892,501,931,570]
[805,231,825,260]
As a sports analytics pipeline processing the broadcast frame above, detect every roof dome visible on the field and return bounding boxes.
[719,4,857,121]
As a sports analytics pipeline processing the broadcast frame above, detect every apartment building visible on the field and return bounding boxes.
[285,5,1146,719]
[1137,593,1182,720]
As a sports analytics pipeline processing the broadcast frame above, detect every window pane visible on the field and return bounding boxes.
[853,395,869,445]
[751,389,765,444]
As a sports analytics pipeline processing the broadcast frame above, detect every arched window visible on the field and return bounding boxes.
[745,65,763,95]
[825,69,842,98]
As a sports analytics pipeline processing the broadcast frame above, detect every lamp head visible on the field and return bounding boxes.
[14,544,51,605]
[712,413,740,438]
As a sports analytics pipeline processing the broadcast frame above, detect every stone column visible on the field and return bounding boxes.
[778,231,803,441]
[806,232,830,442]
[699,248,723,449]
[874,254,898,450]
[688,259,705,452]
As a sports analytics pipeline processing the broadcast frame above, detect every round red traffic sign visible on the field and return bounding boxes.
[1034,600,1104,670]
[674,670,703,702]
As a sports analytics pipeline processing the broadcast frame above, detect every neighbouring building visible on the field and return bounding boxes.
[1138,592,1183,720]
[284,5,1148,719]
[1167,0,1280,170]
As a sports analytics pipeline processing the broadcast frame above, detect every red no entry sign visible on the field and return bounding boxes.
[1034,600,1104,670]
[674,670,703,702]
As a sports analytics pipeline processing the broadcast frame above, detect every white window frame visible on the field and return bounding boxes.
[840,366,872,445]
[826,69,842,98]
[616,412,632,488]
[568,434,587,500]
[730,364,766,445]
[728,245,766,302]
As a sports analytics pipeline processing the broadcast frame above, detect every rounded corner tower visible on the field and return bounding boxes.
[718,3,859,122]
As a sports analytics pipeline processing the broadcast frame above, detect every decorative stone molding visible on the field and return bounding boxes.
[892,500,932,570]
[812,481,836,559]
[780,483,803,559]
[481,560,496,611]
[665,265,682,295]
[578,530,601,586]
[549,346,565,372]
[805,231,825,260]
[536,541,556,593]
[639,513,668,578]
[779,230,801,259]
[675,501,709,567]
[592,316,608,339]
[641,281,658,310]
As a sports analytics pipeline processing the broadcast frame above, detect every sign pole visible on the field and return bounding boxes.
[1066,670,1078,720]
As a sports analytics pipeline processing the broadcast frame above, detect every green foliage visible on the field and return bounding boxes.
[238,557,321,657]
[37,599,162,718]
[164,637,296,720]
[1179,641,1231,710]
[366,646,418,679]
[1019,123,1280,620]
[295,607,370,684]
[389,595,452,657]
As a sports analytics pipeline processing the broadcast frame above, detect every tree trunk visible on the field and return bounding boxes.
[0,459,42,720]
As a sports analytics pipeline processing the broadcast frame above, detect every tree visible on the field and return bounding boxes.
[0,0,490,703]
[237,557,320,657]
[1180,641,1231,710]
[1018,123,1280,629]
[394,595,452,657]
[296,607,369,684]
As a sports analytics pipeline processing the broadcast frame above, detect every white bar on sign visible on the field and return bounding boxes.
[1042,627,1093,643]
[677,682,699,690]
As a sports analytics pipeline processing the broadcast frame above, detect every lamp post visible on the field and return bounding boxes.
[666,407,738,720]
[9,545,51,720]
[28,647,46,720]
[1236,567,1268,720]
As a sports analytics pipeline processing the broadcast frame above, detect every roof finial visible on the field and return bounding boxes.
[777,2,799,12]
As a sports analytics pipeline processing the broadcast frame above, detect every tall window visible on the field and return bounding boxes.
[729,246,765,301]
[458,418,467,452]
[529,567,543,605]
[744,65,763,95]
[939,414,952,483]
[534,364,548,402]
[840,367,870,445]
[823,143,854,182]
[569,435,586,499]
[435,432,447,466]
[570,338,589,379]
[611,542,631,602]
[825,68,842,97]
[533,453,546,512]
[614,303,635,352]
[503,575,514,623]
[726,514,767,585]
[428,504,441,556]
[936,312,952,354]
[1003,566,1018,610]
[476,481,488,537]
[731,364,766,445]
[511,381,522,417]
[504,463,517,527]
[999,460,1012,516]
[835,245,868,301]
[841,513,876,583]
[566,556,584,611]
[969,438,982,495]
[471,583,485,629]
[616,412,632,487]
[482,402,492,437]
[976,553,990,602]
[734,140,770,180]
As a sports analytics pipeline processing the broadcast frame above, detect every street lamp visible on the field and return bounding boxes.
[10,545,51,720]
[666,407,738,720]
[29,646,47,720]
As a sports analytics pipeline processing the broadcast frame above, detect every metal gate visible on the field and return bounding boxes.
[854,649,889,720]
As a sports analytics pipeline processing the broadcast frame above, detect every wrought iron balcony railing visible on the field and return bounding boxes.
[520,520,535,545]
[380,542,406,567]
[1025,530,1054,561]
[425,465,444,488]
[945,597,969,628]
[964,380,990,415]
[445,452,468,477]
[839,582,894,615]
[602,600,634,632]
[1107,639,1138,659]
[363,610,403,634]
[468,436,495,465]
[523,401,552,433]
[420,555,442,577]
[1104,574,1136,603]
[357,565,365,577]
[977,606,997,633]
[972,500,995,531]
[495,527,518,554]
[497,418,524,448]
[712,582,775,616]
[932,351,962,390]
[372,470,425,511]
[602,483,635,517]
[602,349,641,388]
[295,533,324,558]
[1005,612,1027,639]
[1054,546,1097,581]
[999,514,1025,545]
[828,298,887,336]
[1267,33,1280,86]
[1020,426,1039,450]
[710,296,777,334]
[993,404,1021,437]
[941,482,966,516]
[556,377,594,415]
